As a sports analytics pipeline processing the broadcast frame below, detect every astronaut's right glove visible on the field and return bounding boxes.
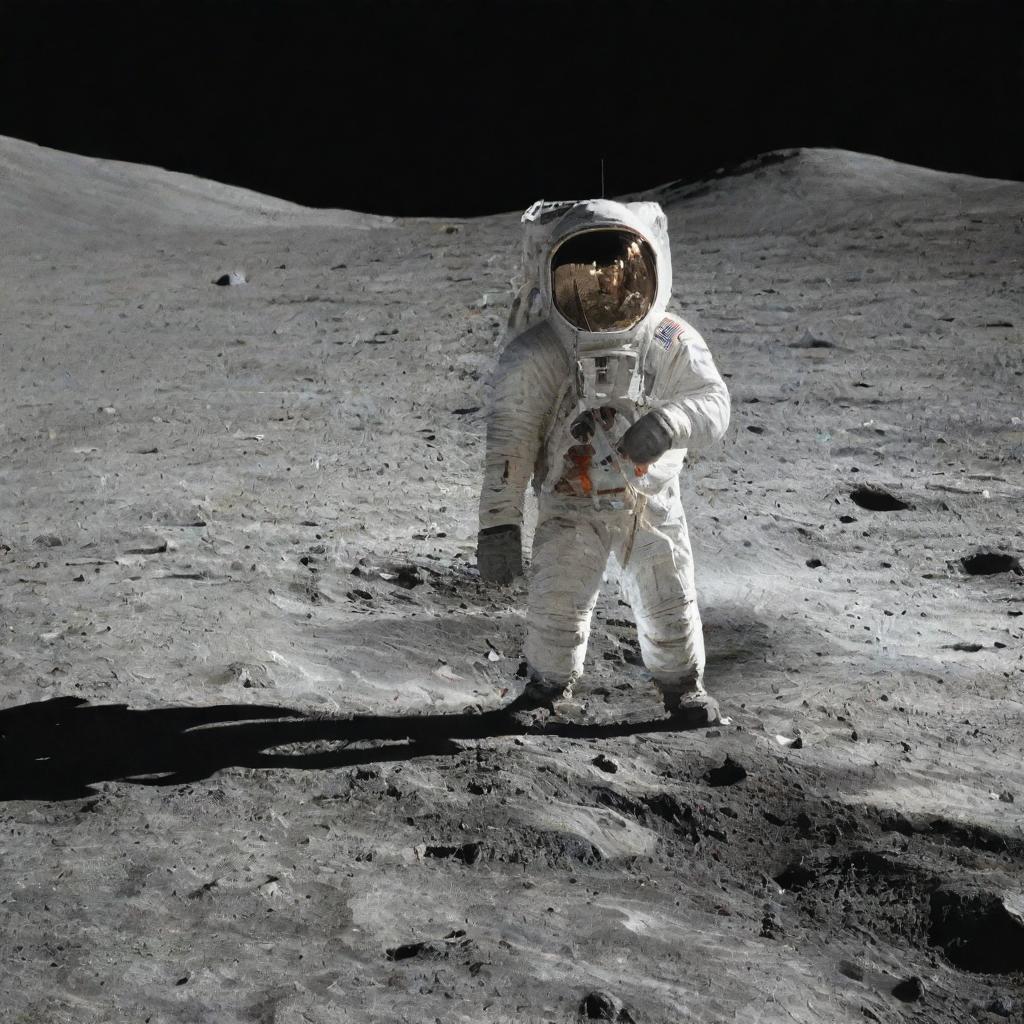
[477,524,523,584]
[618,409,675,464]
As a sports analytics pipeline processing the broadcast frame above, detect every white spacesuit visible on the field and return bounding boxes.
[477,198,730,723]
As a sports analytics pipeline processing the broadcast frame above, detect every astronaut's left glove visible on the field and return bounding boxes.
[477,524,523,584]
[618,409,675,464]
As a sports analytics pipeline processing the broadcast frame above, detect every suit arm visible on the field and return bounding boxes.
[478,331,567,531]
[652,324,731,450]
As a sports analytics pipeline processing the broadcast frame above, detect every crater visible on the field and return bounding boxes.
[961,552,1022,576]
[929,887,1024,974]
[849,486,910,512]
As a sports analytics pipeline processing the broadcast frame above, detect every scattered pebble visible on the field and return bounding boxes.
[592,754,618,774]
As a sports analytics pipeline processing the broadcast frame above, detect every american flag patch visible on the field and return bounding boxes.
[654,317,684,350]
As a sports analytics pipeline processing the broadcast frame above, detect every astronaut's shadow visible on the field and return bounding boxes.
[0,694,697,802]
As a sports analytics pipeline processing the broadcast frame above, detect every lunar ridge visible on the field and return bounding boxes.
[1,135,1022,1022]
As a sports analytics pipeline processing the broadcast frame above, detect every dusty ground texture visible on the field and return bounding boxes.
[1,137,1023,1023]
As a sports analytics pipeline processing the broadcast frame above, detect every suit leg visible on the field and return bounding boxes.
[618,499,706,687]
[525,510,612,694]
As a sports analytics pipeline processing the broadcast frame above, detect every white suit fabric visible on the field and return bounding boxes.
[479,198,730,695]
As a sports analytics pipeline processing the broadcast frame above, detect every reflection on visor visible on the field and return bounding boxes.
[551,228,657,332]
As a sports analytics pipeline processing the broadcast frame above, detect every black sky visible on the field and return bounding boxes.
[2,0,1022,216]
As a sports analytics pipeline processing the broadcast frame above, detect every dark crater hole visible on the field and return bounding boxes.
[929,888,1024,974]
[774,861,819,891]
[961,552,1022,577]
[422,842,482,865]
[850,486,910,512]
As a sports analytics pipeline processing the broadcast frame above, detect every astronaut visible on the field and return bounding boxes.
[476,198,730,724]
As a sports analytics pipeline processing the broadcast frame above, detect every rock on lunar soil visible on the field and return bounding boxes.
[213,269,247,285]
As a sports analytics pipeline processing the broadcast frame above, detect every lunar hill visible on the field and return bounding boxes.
[0,134,392,238]
[0,136,1022,1022]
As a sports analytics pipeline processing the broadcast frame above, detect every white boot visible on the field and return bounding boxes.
[503,671,575,729]
[658,675,721,726]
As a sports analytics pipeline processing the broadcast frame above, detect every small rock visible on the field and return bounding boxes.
[592,754,618,774]
[790,329,834,349]
[891,976,923,1002]
[381,565,423,589]
[385,941,426,962]
[258,877,283,899]
[214,270,247,286]
[214,661,272,689]
[837,960,864,982]
[987,996,1015,1018]
[998,790,1015,803]
[849,486,910,512]
[123,540,169,556]
[33,534,63,547]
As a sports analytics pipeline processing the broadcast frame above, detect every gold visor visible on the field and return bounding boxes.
[551,228,657,332]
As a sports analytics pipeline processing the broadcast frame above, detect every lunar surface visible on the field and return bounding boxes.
[1,136,1022,1022]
